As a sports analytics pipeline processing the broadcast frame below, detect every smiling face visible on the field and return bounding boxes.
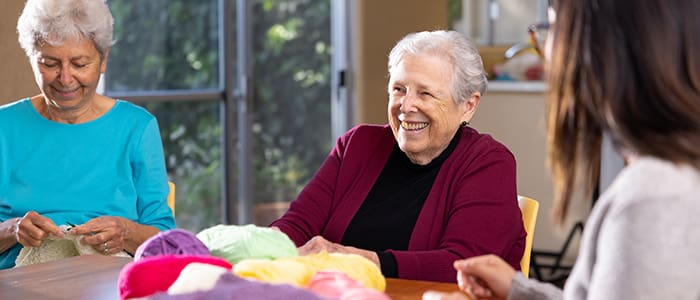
[30,37,108,111]
[388,53,472,165]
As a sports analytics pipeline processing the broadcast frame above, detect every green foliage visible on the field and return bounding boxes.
[106,0,331,229]
[145,100,223,230]
[251,0,332,203]
[107,0,219,91]
[107,0,222,231]
[448,0,463,29]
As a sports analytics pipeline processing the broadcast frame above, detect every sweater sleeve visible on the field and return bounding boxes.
[131,118,176,231]
[577,193,700,299]
[389,143,525,282]
[509,273,563,300]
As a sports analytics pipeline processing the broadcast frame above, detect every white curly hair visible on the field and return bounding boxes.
[17,0,114,57]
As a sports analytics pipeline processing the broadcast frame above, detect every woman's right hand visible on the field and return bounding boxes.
[453,254,517,300]
[14,211,63,247]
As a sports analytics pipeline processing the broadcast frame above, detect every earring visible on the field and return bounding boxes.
[460,121,469,127]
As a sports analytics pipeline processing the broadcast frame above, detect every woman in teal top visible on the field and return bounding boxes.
[0,0,175,269]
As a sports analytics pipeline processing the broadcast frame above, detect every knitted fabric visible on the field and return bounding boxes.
[196,224,297,265]
[14,225,129,267]
[134,229,210,261]
[118,254,232,300]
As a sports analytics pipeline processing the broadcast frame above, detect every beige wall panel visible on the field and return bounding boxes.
[353,0,448,125]
[0,1,37,105]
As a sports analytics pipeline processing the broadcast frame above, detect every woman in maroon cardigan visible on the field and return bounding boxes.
[271,30,525,283]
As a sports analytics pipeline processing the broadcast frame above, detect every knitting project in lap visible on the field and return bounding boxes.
[15,225,129,267]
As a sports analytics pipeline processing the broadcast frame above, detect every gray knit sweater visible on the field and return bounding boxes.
[509,157,700,299]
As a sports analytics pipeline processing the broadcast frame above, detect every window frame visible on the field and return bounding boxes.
[102,0,351,225]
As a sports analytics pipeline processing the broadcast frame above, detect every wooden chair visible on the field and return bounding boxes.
[529,186,599,284]
[167,181,176,216]
[518,195,539,278]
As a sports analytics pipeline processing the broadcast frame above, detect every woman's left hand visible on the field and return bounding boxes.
[68,216,130,255]
[299,235,380,267]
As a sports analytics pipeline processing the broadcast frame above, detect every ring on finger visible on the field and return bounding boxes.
[13,219,21,242]
[103,242,108,253]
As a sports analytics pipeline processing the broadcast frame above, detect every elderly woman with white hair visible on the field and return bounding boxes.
[0,0,175,269]
[272,30,525,283]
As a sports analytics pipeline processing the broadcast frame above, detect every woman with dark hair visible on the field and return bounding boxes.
[446,0,700,299]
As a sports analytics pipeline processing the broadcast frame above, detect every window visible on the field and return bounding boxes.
[449,0,548,81]
[449,0,548,46]
[105,0,334,231]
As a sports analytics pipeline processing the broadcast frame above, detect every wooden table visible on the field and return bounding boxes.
[385,278,464,300]
[0,255,463,300]
[0,255,131,300]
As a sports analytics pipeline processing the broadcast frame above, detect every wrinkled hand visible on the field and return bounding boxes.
[69,216,130,255]
[299,236,380,266]
[453,254,516,300]
[298,236,344,254]
[14,211,64,247]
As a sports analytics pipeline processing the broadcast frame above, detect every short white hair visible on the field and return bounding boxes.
[17,0,114,57]
[388,30,488,103]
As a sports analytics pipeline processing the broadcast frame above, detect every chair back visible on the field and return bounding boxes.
[167,181,176,216]
[518,195,539,278]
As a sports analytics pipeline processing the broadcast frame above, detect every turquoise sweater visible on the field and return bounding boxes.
[0,98,175,269]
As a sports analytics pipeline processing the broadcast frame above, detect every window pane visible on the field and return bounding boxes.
[106,0,219,91]
[142,101,224,232]
[450,0,547,45]
[106,0,334,228]
[251,0,332,225]
[106,0,226,232]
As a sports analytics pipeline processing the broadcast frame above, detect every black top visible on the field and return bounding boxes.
[341,129,461,277]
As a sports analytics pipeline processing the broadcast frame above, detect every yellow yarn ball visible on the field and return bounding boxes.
[233,258,316,287]
[289,252,386,292]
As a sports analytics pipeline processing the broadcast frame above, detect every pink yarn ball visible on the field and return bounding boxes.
[307,271,365,299]
[118,254,232,300]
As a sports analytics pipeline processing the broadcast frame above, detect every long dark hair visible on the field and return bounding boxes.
[547,0,700,224]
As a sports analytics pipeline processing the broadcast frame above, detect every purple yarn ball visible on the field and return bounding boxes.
[134,229,210,261]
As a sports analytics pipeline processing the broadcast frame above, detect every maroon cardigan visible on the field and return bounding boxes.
[271,124,525,283]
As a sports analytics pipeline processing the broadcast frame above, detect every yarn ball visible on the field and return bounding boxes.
[196,224,298,265]
[307,270,365,299]
[167,263,230,295]
[233,258,316,287]
[118,254,232,300]
[134,229,210,261]
[290,252,386,292]
[149,270,324,300]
